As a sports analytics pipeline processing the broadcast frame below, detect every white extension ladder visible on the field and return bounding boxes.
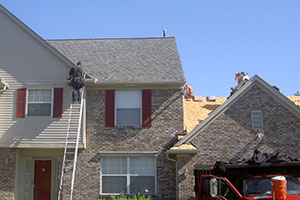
[58,89,84,200]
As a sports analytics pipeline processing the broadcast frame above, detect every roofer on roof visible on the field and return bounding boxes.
[69,61,84,103]
[184,84,194,100]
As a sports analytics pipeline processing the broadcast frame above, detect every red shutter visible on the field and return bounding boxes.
[142,90,152,127]
[105,90,115,127]
[16,88,26,118]
[53,88,63,118]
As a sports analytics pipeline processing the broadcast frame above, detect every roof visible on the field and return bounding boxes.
[47,38,186,85]
[185,97,227,132]
[184,95,300,133]
[0,4,74,68]
[176,75,300,148]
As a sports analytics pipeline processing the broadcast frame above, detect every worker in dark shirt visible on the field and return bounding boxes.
[69,61,84,103]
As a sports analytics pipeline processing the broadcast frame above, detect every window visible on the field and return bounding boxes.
[27,89,52,116]
[200,178,239,199]
[244,177,272,196]
[199,178,214,198]
[115,90,141,126]
[101,156,156,195]
[24,161,30,200]
[252,111,263,131]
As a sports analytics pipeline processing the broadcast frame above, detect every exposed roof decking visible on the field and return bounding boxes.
[47,38,185,85]
[185,97,227,133]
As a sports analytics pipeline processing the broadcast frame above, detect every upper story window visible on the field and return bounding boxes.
[105,90,151,127]
[27,89,53,116]
[252,110,263,131]
[115,90,141,126]
[16,88,63,118]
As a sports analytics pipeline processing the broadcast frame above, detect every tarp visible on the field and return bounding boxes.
[212,150,300,175]
[246,150,299,164]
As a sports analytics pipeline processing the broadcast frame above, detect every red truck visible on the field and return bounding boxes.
[197,174,300,200]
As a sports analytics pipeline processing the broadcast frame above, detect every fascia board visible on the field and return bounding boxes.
[94,80,185,86]
[85,80,185,89]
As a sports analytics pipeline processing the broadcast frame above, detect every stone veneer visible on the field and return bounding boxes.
[177,85,300,199]
[71,88,184,200]
[0,148,16,200]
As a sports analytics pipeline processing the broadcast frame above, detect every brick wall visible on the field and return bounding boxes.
[0,148,16,200]
[177,85,300,199]
[72,89,183,200]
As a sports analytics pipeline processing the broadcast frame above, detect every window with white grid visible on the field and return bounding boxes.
[101,156,156,195]
[27,89,52,116]
[252,110,263,131]
[115,90,141,126]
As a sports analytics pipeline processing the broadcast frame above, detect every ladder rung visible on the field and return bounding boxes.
[63,184,71,187]
[64,167,73,173]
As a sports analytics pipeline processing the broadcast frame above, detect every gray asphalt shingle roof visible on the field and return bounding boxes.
[47,37,185,84]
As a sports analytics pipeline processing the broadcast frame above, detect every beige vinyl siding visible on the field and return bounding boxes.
[0,9,84,148]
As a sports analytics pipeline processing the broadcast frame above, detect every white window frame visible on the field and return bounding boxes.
[26,88,54,117]
[100,155,157,195]
[115,90,142,126]
[252,110,263,131]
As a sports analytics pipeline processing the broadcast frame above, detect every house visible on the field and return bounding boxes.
[0,4,185,200]
[2,4,300,200]
[167,75,300,199]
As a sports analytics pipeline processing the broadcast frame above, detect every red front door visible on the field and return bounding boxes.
[34,160,52,200]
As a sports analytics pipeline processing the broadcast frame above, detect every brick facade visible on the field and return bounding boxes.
[0,148,16,200]
[72,88,184,200]
[177,85,300,199]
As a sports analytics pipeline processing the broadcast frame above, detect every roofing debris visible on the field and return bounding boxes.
[246,150,300,165]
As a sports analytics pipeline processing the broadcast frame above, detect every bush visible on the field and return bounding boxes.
[187,197,196,200]
[97,193,151,200]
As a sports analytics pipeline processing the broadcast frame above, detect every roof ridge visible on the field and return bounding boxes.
[46,37,175,41]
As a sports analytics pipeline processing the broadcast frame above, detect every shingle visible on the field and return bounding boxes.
[47,37,185,83]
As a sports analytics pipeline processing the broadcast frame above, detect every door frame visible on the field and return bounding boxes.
[32,158,55,200]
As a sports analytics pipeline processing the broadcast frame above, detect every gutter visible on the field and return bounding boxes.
[93,80,185,85]
[165,151,178,200]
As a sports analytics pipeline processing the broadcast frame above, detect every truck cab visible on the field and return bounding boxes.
[197,174,300,200]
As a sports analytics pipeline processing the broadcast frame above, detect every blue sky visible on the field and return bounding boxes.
[2,1,300,97]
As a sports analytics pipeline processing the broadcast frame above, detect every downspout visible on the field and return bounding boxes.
[82,88,87,148]
[166,152,178,200]
[82,77,97,148]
